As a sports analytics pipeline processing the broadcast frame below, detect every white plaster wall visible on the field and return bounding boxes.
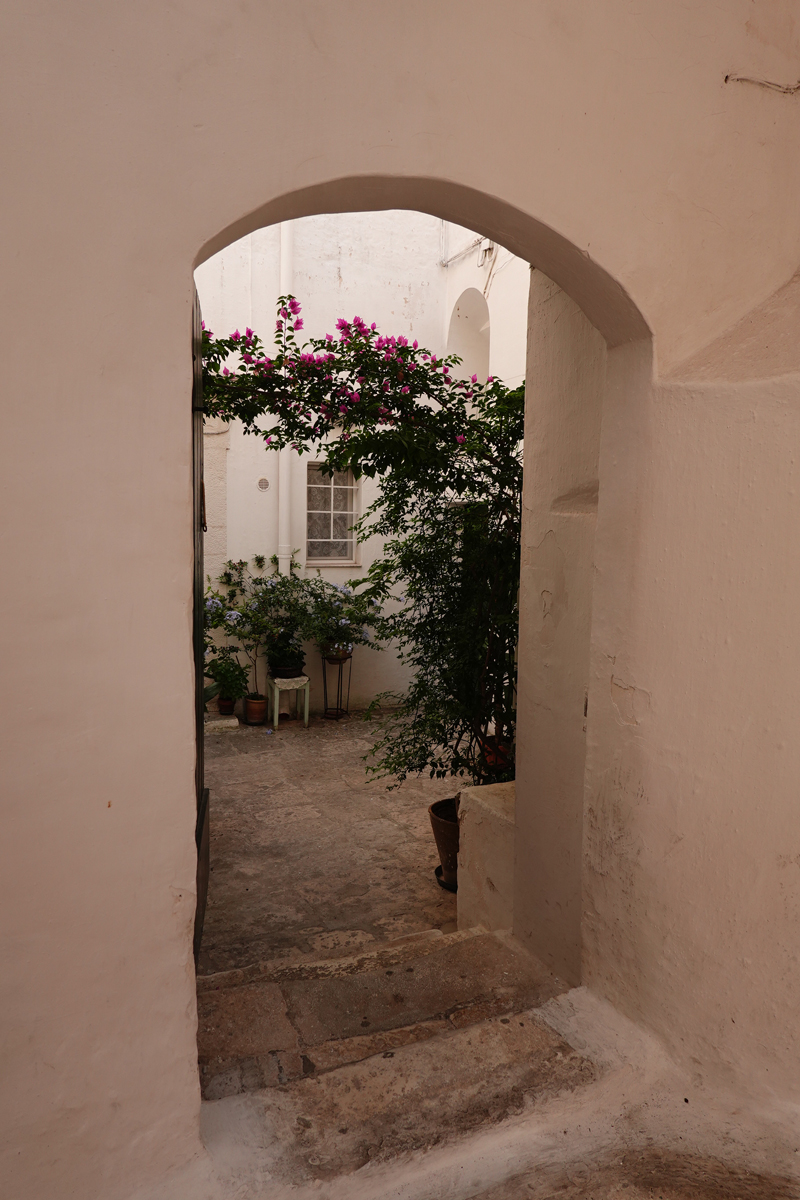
[583,317,800,1102]
[515,272,607,985]
[196,212,455,707]
[443,221,530,387]
[4,3,800,1196]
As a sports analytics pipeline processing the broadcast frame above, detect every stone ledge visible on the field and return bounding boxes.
[457,782,515,933]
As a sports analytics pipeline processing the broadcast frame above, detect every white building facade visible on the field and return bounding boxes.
[195,211,529,708]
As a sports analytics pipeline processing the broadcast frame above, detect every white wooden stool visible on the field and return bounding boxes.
[268,675,310,729]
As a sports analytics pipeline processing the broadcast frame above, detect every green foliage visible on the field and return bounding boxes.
[202,297,521,786]
[205,557,307,697]
[204,647,250,701]
[300,576,380,657]
[205,555,381,688]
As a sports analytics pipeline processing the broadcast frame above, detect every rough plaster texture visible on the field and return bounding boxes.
[515,272,607,983]
[583,356,800,1105]
[458,783,516,933]
[4,3,800,1196]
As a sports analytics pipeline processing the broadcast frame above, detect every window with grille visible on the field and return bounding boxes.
[306,464,357,561]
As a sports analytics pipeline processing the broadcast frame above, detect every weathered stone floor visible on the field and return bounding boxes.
[200,714,458,975]
[195,718,800,1199]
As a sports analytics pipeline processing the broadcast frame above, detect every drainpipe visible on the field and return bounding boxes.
[277,221,293,575]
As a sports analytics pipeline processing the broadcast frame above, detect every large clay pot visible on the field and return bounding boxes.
[271,662,305,679]
[217,696,236,716]
[323,648,352,665]
[245,695,267,725]
[428,796,460,892]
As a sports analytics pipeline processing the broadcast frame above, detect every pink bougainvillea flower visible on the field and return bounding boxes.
[412,339,418,349]
[231,329,241,342]
[487,375,494,383]
[275,319,283,331]
[471,374,478,383]
[222,367,230,377]
[401,386,409,394]
[443,365,449,374]
[293,318,304,331]
[456,434,466,444]
[288,299,301,315]
[245,327,254,338]
[339,405,348,413]
[265,436,272,445]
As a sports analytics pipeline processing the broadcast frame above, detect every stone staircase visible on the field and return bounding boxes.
[197,927,596,1182]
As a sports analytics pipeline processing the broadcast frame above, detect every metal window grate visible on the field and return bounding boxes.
[307,464,356,560]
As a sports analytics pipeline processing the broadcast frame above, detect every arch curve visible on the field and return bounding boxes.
[194,176,651,349]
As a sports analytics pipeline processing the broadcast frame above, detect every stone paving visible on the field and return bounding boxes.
[199,714,458,975]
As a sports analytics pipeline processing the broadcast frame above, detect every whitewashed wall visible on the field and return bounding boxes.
[194,211,528,708]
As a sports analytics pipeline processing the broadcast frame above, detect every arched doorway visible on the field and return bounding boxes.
[192,178,653,987]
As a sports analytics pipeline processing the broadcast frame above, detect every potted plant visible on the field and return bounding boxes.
[301,576,379,661]
[204,648,249,715]
[206,556,311,723]
[206,562,271,724]
[266,628,306,678]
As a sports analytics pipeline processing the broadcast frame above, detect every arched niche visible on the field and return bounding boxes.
[447,288,490,381]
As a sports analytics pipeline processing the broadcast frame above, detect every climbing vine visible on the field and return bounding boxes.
[202,298,522,785]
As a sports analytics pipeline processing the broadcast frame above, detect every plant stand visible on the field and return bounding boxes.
[268,675,310,730]
[321,654,352,720]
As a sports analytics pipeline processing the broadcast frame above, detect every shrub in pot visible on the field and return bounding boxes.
[301,576,379,664]
[204,648,249,715]
[266,628,306,679]
[206,555,310,721]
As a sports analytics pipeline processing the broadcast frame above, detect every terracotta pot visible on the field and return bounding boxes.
[245,695,267,725]
[217,697,236,716]
[479,735,512,769]
[428,796,460,892]
[323,649,352,665]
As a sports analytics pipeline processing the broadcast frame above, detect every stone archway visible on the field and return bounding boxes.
[194,179,653,986]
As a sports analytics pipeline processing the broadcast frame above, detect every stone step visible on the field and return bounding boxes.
[198,929,568,1101]
[228,1006,595,1184]
[467,1148,799,1200]
[197,925,473,992]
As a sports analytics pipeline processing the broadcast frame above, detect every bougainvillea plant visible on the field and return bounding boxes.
[202,297,522,785]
